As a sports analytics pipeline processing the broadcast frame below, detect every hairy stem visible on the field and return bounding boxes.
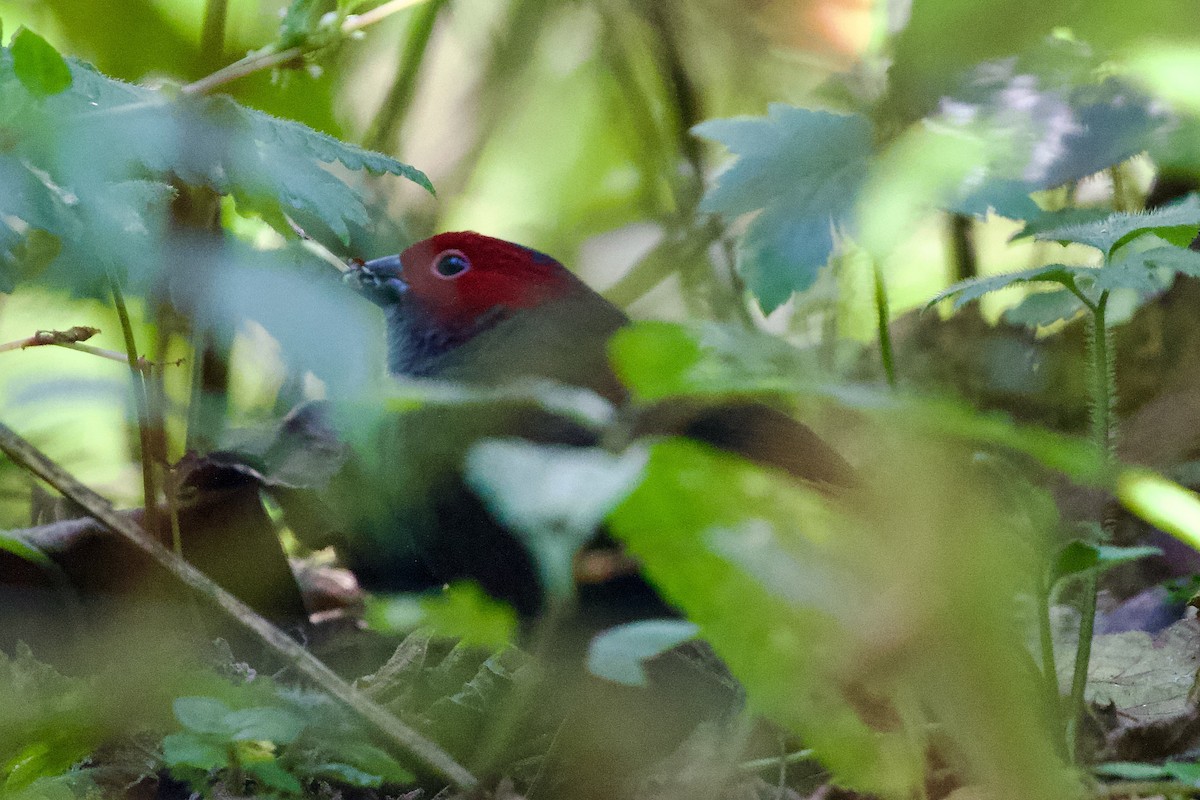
[108,274,160,538]
[0,421,477,790]
[1067,290,1115,760]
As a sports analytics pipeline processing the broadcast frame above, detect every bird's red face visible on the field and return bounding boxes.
[357,231,575,334]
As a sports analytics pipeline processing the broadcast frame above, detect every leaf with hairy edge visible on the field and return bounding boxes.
[0,44,431,296]
[926,264,1094,312]
[1034,194,1200,256]
[1003,289,1086,328]
[694,106,872,313]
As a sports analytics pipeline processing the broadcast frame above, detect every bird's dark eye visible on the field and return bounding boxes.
[433,250,470,279]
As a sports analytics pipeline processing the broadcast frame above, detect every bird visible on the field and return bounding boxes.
[310,230,855,619]
[271,231,855,797]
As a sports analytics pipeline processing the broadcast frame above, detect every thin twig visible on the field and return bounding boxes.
[108,275,160,539]
[0,420,477,790]
[0,326,100,351]
[0,327,184,371]
[182,0,431,96]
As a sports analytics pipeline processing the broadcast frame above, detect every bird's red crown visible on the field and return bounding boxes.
[394,231,575,330]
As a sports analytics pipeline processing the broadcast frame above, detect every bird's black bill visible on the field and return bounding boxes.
[349,254,409,306]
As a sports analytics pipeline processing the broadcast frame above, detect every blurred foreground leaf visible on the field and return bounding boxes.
[609,433,1078,799]
[0,41,430,299]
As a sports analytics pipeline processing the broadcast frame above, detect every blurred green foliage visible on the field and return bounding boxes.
[5,0,1200,798]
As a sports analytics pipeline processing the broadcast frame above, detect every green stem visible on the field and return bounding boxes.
[872,260,896,387]
[1036,569,1063,750]
[1110,165,1130,213]
[182,0,431,96]
[108,274,160,538]
[1067,290,1115,761]
[200,0,229,68]
[364,0,448,152]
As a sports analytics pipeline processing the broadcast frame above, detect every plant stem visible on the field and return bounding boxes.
[200,0,229,68]
[872,260,896,387]
[1067,290,1115,761]
[364,0,448,152]
[0,420,477,790]
[108,274,160,539]
[182,0,431,97]
[1035,569,1063,749]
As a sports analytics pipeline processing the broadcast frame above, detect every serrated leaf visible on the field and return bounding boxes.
[1035,194,1200,256]
[10,28,71,96]
[0,45,430,296]
[161,732,226,770]
[1014,207,1113,241]
[694,105,872,312]
[927,264,1090,311]
[1002,289,1085,328]
[586,619,699,686]
[173,696,234,735]
[223,706,305,744]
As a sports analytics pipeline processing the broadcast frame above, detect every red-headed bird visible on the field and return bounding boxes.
[317,231,852,617]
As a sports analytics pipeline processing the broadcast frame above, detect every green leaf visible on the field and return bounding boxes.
[1164,762,1200,786]
[310,762,383,788]
[310,743,413,786]
[1002,289,1086,328]
[1034,194,1200,257]
[10,28,71,96]
[1117,468,1200,554]
[246,759,303,795]
[161,732,226,771]
[0,47,430,297]
[927,264,1093,312]
[223,707,305,744]
[586,620,699,686]
[608,439,918,794]
[0,532,55,571]
[465,440,647,598]
[1014,207,1113,241]
[1093,762,1171,780]
[1051,540,1161,584]
[418,582,517,650]
[610,320,821,403]
[694,106,872,312]
[173,696,234,735]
